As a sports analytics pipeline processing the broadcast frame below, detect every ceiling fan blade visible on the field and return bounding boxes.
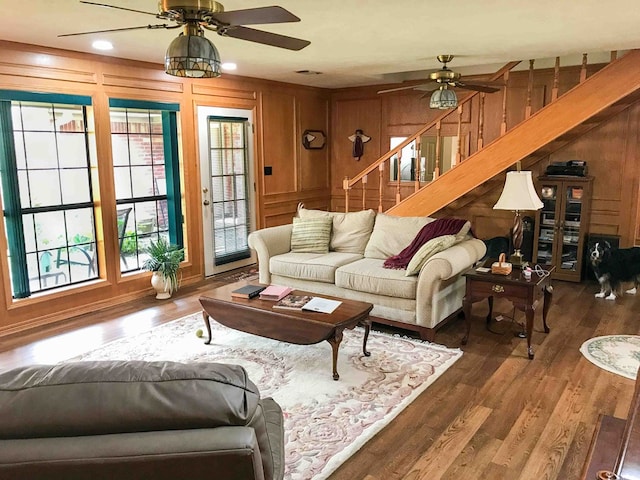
[212,6,300,26]
[377,83,433,94]
[453,81,501,93]
[219,26,310,51]
[58,24,175,37]
[79,1,159,17]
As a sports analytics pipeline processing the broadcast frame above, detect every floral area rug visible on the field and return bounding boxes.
[72,312,462,480]
[580,335,640,380]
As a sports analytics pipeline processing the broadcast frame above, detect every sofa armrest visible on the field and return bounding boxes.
[415,238,486,305]
[248,225,293,284]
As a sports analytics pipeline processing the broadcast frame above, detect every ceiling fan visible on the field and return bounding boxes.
[377,55,503,95]
[59,0,311,78]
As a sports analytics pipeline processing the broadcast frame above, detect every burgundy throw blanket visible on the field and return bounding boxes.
[383,218,469,270]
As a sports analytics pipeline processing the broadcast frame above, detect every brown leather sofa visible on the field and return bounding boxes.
[0,360,284,480]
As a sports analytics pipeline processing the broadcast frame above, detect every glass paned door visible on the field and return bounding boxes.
[536,184,557,264]
[560,184,583,272]
[198,106,256,277]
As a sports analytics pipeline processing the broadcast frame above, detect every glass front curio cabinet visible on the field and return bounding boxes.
[533,176,593,282]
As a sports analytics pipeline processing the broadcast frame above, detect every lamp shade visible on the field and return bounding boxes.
[165,32,221,78]
[493,171,544,211]
[429,86,457,109]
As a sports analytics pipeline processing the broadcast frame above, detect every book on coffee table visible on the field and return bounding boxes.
[272,294,313,310]
[301,297,342,314]
[259,285,294,301]
[231,284,266,299]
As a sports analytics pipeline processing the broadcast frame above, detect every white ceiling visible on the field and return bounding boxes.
[2,0,640,89]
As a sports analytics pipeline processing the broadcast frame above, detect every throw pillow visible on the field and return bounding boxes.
[298,206,376,254]
[455,220,472,242]
[405,234,457,276]
[290,217,332,253]
[364,214,433,259]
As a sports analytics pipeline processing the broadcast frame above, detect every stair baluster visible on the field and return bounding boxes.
[552,56,560,101]
[526,59,535,119]
[580,53,588,82]
[501,70,509,135]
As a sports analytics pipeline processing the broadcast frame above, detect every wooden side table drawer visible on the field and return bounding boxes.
[471,281,529,301]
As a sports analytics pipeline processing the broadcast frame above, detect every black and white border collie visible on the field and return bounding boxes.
[589,241,640,300]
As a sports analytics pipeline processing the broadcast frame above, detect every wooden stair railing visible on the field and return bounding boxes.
[387,49,640,217]
[343,50,640,218]
[342,61,521,213]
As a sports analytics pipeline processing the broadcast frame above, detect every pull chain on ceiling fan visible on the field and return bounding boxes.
[59,0,311,78]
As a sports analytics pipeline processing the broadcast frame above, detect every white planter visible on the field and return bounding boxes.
[150,272,172,299]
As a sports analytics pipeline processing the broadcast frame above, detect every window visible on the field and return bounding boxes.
[108,99,182,273]
[0,91,97,298]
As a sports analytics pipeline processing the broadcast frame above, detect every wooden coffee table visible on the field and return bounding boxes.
[199,282,374,380]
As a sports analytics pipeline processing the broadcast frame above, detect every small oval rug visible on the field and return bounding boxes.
[580,335,640,380]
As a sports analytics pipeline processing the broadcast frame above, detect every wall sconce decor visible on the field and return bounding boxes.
[302,130,327,149]
[348,129,371,161]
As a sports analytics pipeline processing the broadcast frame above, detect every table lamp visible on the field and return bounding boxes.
[493,169,543,268]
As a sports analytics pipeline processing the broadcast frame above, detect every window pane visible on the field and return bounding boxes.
[53,105,85,132]
[111,134,130,166]
[20,105,54,131]
[22,214,36,252]
[211,176,224,202]
[114,166,133,198]
[235,176,246,200]
[131,166,154,197]
[23,132,58,169]
[13,132,26,169]
[57,133,88,168]
[29,170,62,207]
[17,170,31,207]
[66,208,95,245]
[233,150,244,174]
[33,211,66,250]
[61,169,91,204]
[151,136,165,165]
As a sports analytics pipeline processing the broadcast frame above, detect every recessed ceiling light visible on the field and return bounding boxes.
[92,40,113,51]
[221,62,237,70]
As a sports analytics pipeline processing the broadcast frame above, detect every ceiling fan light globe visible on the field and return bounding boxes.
[165,32,221,78]
[429,87,457,109]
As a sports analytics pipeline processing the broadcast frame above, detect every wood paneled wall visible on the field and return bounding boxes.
[329,63,640,247]
[0,41,330,337]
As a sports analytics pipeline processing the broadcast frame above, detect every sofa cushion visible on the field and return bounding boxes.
[336,258,418,299]
[270,252,363,283]
[405,234,458,276]
[298,207,376,254]
[0,361,260,440]
[364,213,433,260]
[290,216,332,254]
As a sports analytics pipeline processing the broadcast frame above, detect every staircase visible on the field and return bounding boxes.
[348,50,640,217]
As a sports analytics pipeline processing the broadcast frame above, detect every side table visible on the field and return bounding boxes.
[461,263,555,359]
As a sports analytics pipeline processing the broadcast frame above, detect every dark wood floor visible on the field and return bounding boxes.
[1,273,638,480]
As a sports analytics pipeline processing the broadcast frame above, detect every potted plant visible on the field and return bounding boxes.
[142,237,184,299]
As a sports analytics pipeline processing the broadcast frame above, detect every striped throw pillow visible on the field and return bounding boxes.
[290,217,332,253]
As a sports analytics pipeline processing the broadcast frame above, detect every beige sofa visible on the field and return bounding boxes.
[248,208,486,341]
